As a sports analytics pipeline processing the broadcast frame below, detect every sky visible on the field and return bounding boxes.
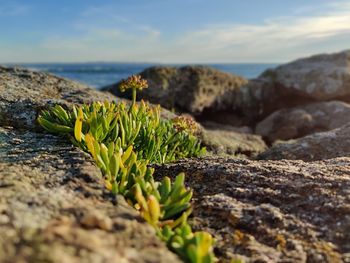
[1,0,350,63]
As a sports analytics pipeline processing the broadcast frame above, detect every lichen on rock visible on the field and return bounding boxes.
[0,128,180,263]
[154,157,350,263]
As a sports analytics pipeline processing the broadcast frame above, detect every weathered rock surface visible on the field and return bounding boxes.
[229,50,350,125]
[0,66,118,130]
[0,127,179,263]
[0,66,177,130]
[154,157,350,263]
[260,50,350,101]
[102,66,248,121]
[102,66,178,109]
[101,50,350,127]
[2,59,350,263]
[255,101,350,142]
[200,123,267,158]
[259,123,350,161]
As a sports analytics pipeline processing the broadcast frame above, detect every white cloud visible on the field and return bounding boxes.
[162,1,350,62]
[15,1,350,62]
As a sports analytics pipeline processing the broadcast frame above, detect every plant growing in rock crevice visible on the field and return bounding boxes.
[38,100,204,163]
[38,75,214,263]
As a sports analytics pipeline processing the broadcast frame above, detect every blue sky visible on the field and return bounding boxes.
[1,0,350,63]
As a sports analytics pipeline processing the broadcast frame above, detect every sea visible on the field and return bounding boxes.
[7,63,278,89]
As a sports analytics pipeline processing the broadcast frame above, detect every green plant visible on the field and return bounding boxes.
[38,100,205,164]
[81,134,214,263]
[161,223,215,263]
[37,75,214,263]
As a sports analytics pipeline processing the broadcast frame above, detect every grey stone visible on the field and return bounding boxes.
[255,101,350,143]
[259,122,350,161]
[0,127,180,263]
[102,66,248,125]
[154,156,350,263]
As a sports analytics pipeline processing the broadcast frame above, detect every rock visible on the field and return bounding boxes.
[154,156,350,263]
[102,51,350,127]
[258,123,350,161]
[102,66,248,123]
[260,50,350,101]
[0,66,175,130]
[0,66,117,130]
[2,62,350,263]
[0,67,180,262]
[255,101,350,143]
[229,50,350,125]
[0,127,179,263]
[103,66,178,110]
[202,121,253,134]
[200,123,267,158]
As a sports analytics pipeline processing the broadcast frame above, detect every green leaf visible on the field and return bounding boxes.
[38,117,72,133]
[109,153,120,178]
[74,107,83,142]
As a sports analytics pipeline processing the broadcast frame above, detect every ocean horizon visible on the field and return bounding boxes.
[4,62,278,89]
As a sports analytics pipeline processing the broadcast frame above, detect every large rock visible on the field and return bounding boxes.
[0,67,181,262]
[0,127,179,263]
[0,66,117,130]
[3,64,350,262]
[200,123,267,158]
[259,123,350,161]
[102,66,178,110]
[102,51,350,127]
[255,101,350,142]
[154,157,350,263]
[231,50,350,125]
[260,50,350,101]
[102,66,248,123]
[0,66,176,130]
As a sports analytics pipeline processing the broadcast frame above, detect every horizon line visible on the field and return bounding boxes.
[2,61,282,65]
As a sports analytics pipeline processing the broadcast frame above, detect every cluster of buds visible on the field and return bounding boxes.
[119,75,148,92]
[172,115,200,135]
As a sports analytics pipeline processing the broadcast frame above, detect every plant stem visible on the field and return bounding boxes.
[132,88,137,107]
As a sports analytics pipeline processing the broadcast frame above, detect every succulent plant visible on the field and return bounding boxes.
[161,223,215,263]
[38,100,205,164]
[37,76,214,263]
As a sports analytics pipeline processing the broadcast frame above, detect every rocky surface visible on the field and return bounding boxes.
[259,123,350,161]
[102,66,248,124]
[226,50,350,125]
[200,123,267,158]
[0,66,177,130]
[2,56,350,263]
[255,101,350,143]
[260,50,350,102]
[0,66,255,158]
[154,157,350,263]
[0,66,118,130]
[102,66,178,110]
[101,50,350,127]
[0,127,179,263]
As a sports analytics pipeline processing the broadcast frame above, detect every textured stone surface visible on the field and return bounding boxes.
[102,50,350,127]
[228,50,350,125]
[200,123,267,158]
[0,66,118,130]
[154,157,350,263]
[102,66,248,123]
[255,101,350,143]
[0,66,177,130]
[2,61,350,263]
[0,127,180,263]
[260,50,350,101]
[258,123,350,161]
